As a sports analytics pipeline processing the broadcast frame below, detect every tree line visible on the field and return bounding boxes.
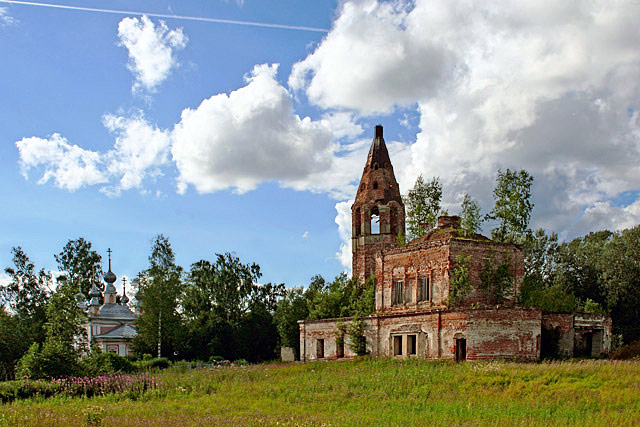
[1,168,638,379]
[404,169,640,344]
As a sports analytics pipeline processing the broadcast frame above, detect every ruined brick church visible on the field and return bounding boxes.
[299,125,612,361]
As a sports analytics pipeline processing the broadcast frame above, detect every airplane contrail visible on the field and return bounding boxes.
[0,0,329,33]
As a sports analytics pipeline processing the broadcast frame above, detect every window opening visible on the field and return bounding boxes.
[316,339,325,359]
[419,276,430,302]
[336,338,344,358]
[408,335,417,355]
[393,335,403,356]
[405,279,413,303]
[392,280,404,305]
[370,206,380,234]
[373,182,378,189]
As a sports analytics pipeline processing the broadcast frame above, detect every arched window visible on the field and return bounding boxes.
[354,208,361,236]
[373,182,378,189]
[370,206,380,234]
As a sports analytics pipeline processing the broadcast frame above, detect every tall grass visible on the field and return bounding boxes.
[1,358,639,426]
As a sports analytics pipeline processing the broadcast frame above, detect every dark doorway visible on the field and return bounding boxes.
[336,339,344,358]
[574,331,593,358]
[455,338,466,362]
[316,339,325,359]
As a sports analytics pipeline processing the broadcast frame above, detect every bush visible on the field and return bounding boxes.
[347,317,367,356]
[134,357,169,370]
[15,341,80,380]
[610,341,640,360]
[0,373,159,403]
[81,352,135,377]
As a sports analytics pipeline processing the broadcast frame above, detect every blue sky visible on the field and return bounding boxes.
[1,0,639,295]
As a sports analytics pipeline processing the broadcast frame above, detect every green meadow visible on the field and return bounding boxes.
[1,358,639,426]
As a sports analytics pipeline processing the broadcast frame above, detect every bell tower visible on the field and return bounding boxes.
[352,125,405,281]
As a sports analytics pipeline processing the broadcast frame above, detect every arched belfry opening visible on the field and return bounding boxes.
[351,125,405,282]
[370,206,380,235]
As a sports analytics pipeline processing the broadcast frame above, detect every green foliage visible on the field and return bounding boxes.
[83,406,105,426]
[448,255,472,307]
[609,341,640,360]
[3,359,640,425]
[581,298,605,314]
[479,254,514,305]
[522,229,559,298]
[54,237,103,297]
[486,169,534,243]
[183,253,263,324]
[460,194,482,235]
[404,175,443,240]
[347,316,367,356]
[524,284,578,313]
[274,287,309,356]
[396,232,406,247]
[15,340,81,380]
[182,252,282,363]
[134,357,170,370]
[2,247,49,354]
[0,372,158,403]
[0,307,23,381]
[44,283,87,352]
[134,234,185,359]
[81,351,135,377]
[306,273,375,320]
[553,226,640,342]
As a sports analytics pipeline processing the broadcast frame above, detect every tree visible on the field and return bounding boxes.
[460,194,482,235]
[479,254,514,305]
[485,169,534,243]
[519,229,560,304]
[55,238,103,296]
[448,255,472,307]
[404,176,443,240]
[183,253,262,324]
[274,287,309,358]
[182,252,282,362]
[2,247,50,357]
[133,235,185,359]
[0,307,22,380]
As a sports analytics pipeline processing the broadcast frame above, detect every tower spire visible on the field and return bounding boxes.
[351,125,405,281]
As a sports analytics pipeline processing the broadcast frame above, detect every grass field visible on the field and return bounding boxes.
[1,358,639,426]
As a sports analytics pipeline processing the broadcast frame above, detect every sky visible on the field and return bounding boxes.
[1,0,639,296]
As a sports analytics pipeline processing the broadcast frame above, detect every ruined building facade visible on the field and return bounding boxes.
[299,125,612,362]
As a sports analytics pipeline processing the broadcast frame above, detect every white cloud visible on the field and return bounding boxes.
[334,200,353,270]
[117,15,187,93]
[289,0,454,115]
[292,0,640,238]
[16,134,107,191]
[16,114,171,195]
[572,199,640,237]
[0,7,16,26]
[102,113,172,195]
[302,231,309,240]
[171,63,337,194]
[320,112,363,140]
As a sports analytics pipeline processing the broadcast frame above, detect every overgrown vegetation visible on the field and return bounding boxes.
[479,253,514,305]
[1,359,639,426]
[448,255,472,306]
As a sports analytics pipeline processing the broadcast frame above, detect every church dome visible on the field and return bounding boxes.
[104,269,117,284]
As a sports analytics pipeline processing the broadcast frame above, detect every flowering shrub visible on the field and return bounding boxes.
[0,373,159,403]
